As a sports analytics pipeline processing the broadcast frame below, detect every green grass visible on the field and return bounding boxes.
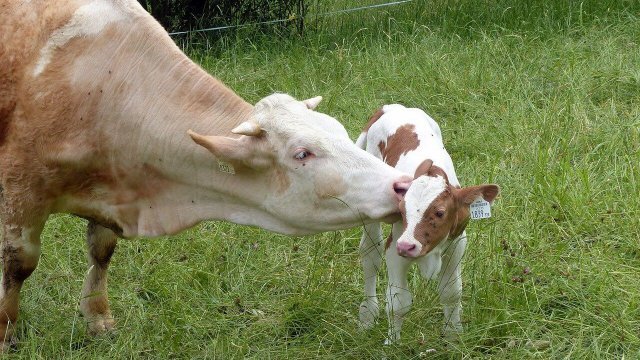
[6,1,640,358]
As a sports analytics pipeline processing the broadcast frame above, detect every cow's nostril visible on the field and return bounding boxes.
[393,179,411,199]
[394,186,407,196]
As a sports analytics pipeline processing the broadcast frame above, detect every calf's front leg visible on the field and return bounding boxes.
[80,221,118,335]
[437,234,467,335]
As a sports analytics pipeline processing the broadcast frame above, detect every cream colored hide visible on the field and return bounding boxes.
[188,94,413,234]
[0,0,411,348]
[355,104,499,344]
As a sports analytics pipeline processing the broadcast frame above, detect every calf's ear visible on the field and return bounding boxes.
[455,184,500,205]
[187,130,271,169]
[414,159,433,178]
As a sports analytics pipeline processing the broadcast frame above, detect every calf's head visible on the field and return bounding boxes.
[189,93,411,234]
[396,159,499,258]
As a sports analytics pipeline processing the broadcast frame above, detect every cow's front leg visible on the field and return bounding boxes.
[384,224,413,344]
[437,234,467,336]
[0,215,47,351]
[80,221,118,335]
[358,222,384,329]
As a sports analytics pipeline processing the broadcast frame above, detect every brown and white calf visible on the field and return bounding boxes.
[0,0,412,347]
[356,104,499,343]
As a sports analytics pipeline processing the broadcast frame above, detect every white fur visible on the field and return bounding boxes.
[33,0,126,76]
[357,104,466,344]
[252,94,407,232]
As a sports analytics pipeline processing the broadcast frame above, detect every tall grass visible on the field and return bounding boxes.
[5,1,640,358]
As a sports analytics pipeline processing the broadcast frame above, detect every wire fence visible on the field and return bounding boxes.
[168,0,414,36]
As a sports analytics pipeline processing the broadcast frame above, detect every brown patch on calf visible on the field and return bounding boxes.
[363,107,385,132]
[414,159,449,183]
[378,124,420,167]
[414,159,433,179]
[426,164,449,183]
[412,189,457,256]
[411,182,499,257]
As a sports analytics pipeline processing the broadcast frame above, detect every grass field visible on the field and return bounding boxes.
[6,1,640,358]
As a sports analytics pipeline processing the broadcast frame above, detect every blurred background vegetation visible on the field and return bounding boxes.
[140,0,640,40]
[139,0,307,34]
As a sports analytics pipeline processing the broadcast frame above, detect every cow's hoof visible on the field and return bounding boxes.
[87,315,116,336]
[0,337,18,353]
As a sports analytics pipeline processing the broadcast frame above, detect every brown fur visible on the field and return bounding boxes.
[378,124,420,167]
[412,189,462,256]
[363,107,385,132]
[80,221,118,335]
[0,0,254,346]
[413,159,433,179]
[410,170,498,257]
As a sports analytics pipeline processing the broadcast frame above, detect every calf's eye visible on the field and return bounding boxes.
[435,210,445,218]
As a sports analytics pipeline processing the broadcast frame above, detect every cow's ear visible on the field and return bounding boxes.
[455,184,500,205]
[187,130,271,169]
[302,96,322,110]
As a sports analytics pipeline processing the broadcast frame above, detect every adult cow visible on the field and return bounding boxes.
[0,0,411,347]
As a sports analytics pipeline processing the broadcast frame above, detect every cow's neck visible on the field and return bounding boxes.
[82,23,276,237]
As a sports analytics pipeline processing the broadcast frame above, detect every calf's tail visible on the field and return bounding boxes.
[355,132,367,150]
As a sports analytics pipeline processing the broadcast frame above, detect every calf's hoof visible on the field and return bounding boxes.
[358,301,379,329]
[442,324,463,340]
[383,337,397,346]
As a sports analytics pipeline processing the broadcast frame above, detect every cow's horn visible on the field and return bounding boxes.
[302,96,322,110]
[231,121,262,136]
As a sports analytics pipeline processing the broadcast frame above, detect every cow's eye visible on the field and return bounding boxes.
[435,210,445,218]
[294,149,310,160]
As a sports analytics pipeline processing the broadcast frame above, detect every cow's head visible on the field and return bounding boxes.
[396,159,499,258]
[188,94,411,234]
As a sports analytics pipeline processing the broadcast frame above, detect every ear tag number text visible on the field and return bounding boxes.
[470,198,491,220]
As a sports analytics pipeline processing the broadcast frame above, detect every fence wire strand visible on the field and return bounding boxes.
[168,0,414,36]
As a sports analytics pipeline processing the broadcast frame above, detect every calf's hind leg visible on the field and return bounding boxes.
[80,221,118,335]
[0,215,47,350]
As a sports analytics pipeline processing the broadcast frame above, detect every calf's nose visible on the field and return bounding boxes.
[396,241,416,257]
